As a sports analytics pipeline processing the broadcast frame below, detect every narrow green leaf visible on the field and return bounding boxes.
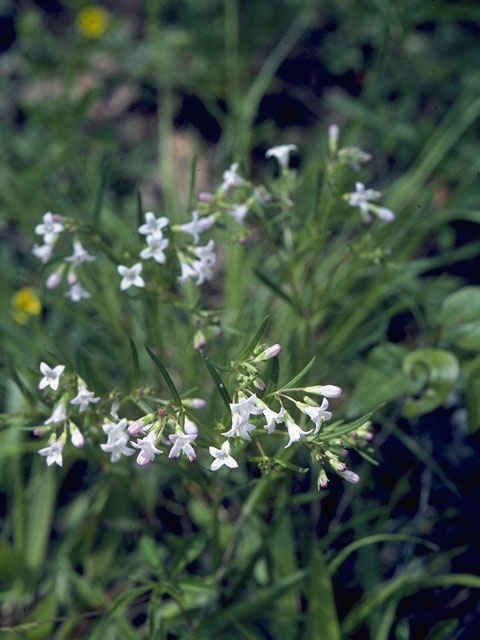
[253,268,297,308]
[187,154,198,209]
[199,349,232,408]
[128,337,140,390]
[234,315,270,363]
[248,457,308,474]
[306,547,341,640]
[424,573,480,589]
[199,349,232,410]
[328,534,438,575]
[266,355,280,393]
[137,187,144,229]
[280,356,316,390]
[145,345,183,408]
[25,467,56,573]
[322,413,373,441]
[425,619,459,640]
[93,162,108,225]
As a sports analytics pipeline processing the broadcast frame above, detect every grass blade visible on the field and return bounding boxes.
[128,337,140,390]
[199,349,232,408]
[280,356,316,391]
[234,315,269,363]
[145,345,182,408]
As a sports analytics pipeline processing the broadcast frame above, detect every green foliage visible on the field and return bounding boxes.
[1,0,479,638]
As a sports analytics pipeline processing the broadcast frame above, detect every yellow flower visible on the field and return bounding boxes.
[76,6,109,38]
[11,287,41,325]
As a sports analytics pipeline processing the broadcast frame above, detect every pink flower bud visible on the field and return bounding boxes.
[198,192,213,201]
[70,426,85,448]
[341,470,360,484]
[52,214,63,223]
[253,378,266,391]
[46,272,62,289]
[190,397,206,409]
[263,344,282,358]
[33,427,43,437]
[128,419,145,435]
[67,270,78,285]
[157,409,165,416]
[193,332,206,350]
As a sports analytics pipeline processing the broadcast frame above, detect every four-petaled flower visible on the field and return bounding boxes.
[227,203,248,225]
[118,263,145,290]
[34,212,64,243]
[138,212,169,236]
[265,144,298,167]
[224,394,263,441]
[177,211,215,245]
[100,418,135,462]
[32,242,53,263]
[221,163,244,191]
[64,283,92,302]
[139,234,170,263]
[168,418,198,461]
[346,182,394,223]
[65,241,95,267]
[70,384,100,412]
[285,419,312,448]
[262,406,285,434]
[39,362,65,391]
[132,431,163,466]
[44,402,67,425]
[38,436,65,467]
[302,398,332,434]
[209,440,238,471]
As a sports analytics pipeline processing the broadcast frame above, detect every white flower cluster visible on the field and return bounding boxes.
[35,360,203,469]
[33,212,95,301]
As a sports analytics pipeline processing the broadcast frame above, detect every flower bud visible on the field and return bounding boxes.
[253,377,266,391]
[328,123,339,154]
[304,384,342,397]
[190,397,206,409]
[198,192,213,202]
[340,470,360,484]
[46,271,62,289]
[193,331,206,350]
[70,425,85,448]
[67,269,78,285]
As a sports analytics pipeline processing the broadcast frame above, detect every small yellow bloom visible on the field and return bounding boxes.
[76,6,109,38]
[11,287,41,325]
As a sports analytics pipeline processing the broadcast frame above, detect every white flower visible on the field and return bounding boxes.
[44,403,67,425]
[178,258,197,283]
[100,418,135,462]
[128,419,153,435]
[139,234,169,263]
[346,182,381,222]
[223,412,257,440]
[65,241,95,267]
[38,435,65,467]
[117,263,145,290]
[227,203,249,224]
[39,362,65,391]
[192,239,216,284]
[221,163,244,191]
[70,384,100,412]
[209,440,238,471]
[177,211,215,245]
[33,242,53,263]
[132,431,163,466]
[224,394,264,441]
[138,212,169,236]
[302,398,332,434]
[168,418,198,461]
[70,425,85,448]
[265,144,298,167]
[262,406,285,435]
[285,419,312,448]
[64,283,92,302]
[34,212,64,243]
